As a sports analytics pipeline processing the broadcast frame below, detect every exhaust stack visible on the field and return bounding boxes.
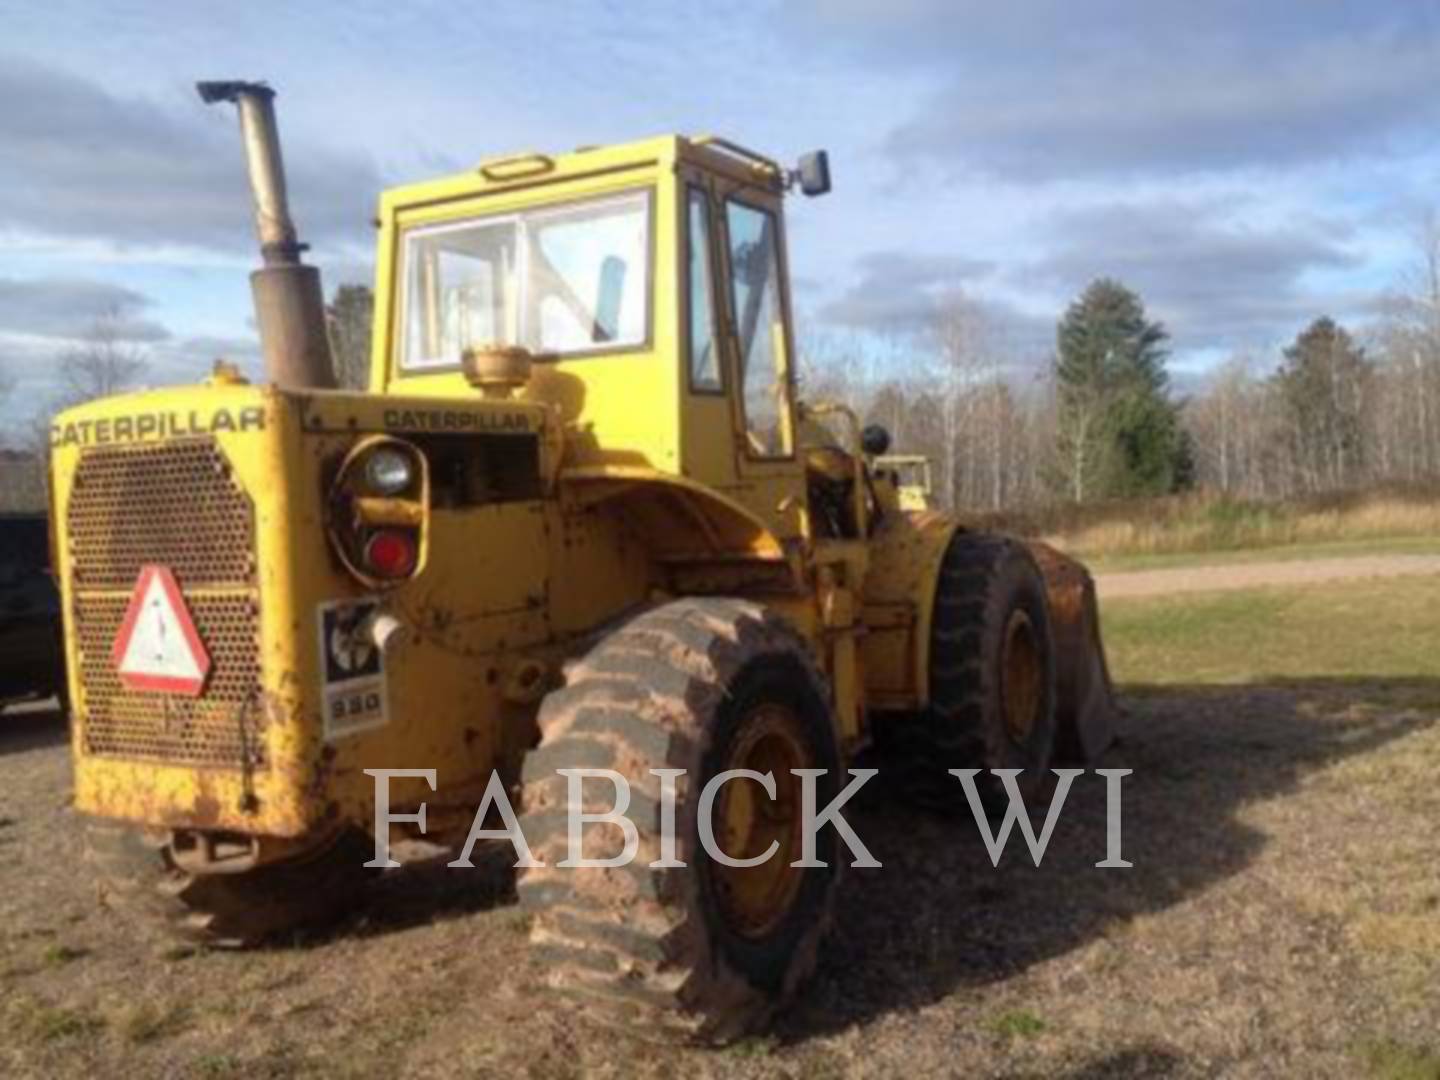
[198,80,336,390]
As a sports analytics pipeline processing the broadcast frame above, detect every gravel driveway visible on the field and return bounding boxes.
[1096,554,1440,600]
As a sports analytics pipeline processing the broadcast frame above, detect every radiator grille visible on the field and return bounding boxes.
[67,439,264,768]
[68,439,255,588]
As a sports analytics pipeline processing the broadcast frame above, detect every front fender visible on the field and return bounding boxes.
[860,510,961,710]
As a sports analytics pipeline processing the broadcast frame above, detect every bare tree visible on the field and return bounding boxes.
[0,357,43,510]
[0,449,47,511]
[9,308,154,495]
[327,284,374,391]
[0,357,13,439]
[58,307,150,404]
[1375,213,1440,479]
[796,328,877,406]
[1055,369,1110,503]
[1185,354,1259,494]
[934,290,1001,509]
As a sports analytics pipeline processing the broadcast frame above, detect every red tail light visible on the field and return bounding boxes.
[363,530,418,580]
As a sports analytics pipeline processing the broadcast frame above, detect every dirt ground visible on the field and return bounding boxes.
[1095,553,1440,600]
[3,668,1438,1079]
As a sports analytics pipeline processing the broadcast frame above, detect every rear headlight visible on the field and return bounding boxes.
[364,447,416,495]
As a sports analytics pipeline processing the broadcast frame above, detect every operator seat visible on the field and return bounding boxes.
[798,415,858,538]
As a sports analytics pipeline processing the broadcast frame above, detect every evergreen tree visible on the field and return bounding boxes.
[1274,317,1372,491]
[1054,278,1187,500]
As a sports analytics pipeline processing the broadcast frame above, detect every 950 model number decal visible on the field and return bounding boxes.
[318,598,389,740]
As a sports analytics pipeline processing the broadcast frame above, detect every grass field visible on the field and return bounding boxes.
[1,571,1438,1077]
[1104,573,1440,690]
[1093,575,1440,1079]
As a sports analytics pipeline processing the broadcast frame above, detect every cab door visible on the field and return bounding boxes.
[676,171,738,492]
[710,182,807,541]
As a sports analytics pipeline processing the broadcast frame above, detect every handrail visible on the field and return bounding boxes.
[690,135,782,177]
[477,153,556,182]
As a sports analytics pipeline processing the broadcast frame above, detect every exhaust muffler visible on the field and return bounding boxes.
[198,80,336,390]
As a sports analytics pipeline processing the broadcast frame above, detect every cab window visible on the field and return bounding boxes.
[725,200,791,457]
[686,188,722,392]
[400,190,651,368]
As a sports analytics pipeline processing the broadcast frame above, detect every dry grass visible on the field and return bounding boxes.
[976,484,1440,565]
[1355,1038,1440,1080]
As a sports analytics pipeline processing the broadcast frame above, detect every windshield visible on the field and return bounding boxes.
[400,190,651,368]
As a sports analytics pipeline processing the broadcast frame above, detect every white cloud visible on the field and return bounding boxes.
[0,277,168,341]
[0,56,380,255]
[804,0,1440,178]
[1022,199,1368,349]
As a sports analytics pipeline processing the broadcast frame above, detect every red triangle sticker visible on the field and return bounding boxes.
[112,565,213,696]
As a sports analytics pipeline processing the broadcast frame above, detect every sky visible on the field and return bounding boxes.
[2,0,1439,427]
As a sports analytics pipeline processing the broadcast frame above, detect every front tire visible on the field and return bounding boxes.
[889,531,1058,812]
[517,598,843,1042]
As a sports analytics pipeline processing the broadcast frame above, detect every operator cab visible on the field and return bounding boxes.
[374,135,843,540]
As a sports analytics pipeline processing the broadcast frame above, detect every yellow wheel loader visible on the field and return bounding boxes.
[874,453,934,511]
[49,81,1115,1039]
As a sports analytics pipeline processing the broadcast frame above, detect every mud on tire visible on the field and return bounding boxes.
[517,598,844,1043]
[887,530,1058,812]
[83,821,374,948]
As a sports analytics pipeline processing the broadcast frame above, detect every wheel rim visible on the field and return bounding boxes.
[1001,608,1043,744]
[710,702,809,940]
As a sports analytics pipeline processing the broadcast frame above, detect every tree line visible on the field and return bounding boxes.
[803,224,1440,511]
[1185,283,1440,499]
[801,279,1194,511]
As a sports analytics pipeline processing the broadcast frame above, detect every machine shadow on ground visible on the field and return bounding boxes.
[777,677,1436,1041]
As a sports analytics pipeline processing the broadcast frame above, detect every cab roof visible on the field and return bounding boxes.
[377,134,788,216]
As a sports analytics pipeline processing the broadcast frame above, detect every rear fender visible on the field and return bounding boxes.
[561,465,789,564]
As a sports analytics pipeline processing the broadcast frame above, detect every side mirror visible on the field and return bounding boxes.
[793,150,831,197]
[861,424,891,457]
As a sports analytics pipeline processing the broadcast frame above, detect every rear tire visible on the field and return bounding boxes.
[84,821,374,948]
[517,598,843,1042]
[888,531,1058,812]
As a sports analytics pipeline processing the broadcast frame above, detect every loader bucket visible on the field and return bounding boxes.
[1025,541,1118,763]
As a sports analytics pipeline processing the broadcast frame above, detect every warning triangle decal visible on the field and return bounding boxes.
[111,565,212,696]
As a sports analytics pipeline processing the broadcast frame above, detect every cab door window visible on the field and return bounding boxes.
[725,200,792,457]
[686,187,722,392]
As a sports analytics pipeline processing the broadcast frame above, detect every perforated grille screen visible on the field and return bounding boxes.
[68,439,255,589]
[66,439,265,768]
